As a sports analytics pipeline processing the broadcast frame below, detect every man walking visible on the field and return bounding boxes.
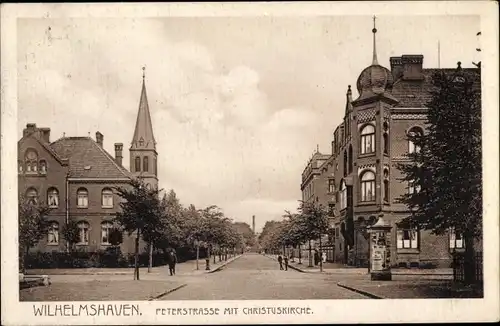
[168,250,177,276]
[277,255,284,270]
[284,256,289,271]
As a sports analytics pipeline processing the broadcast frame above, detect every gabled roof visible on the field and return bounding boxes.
[50,137,131,179]
[18,131,68,166]
[392,68,481,108]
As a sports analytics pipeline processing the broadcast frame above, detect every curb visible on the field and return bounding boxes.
[148,283,188,301]
[206,255,243,273]
[336,282,385,299]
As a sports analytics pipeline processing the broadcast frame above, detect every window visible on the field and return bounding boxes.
[25,149,38,173]
[360,170,375,202]
[343,150,348,177]
[383,169,389,202]
[397,229,419,249]
[26,188,38,204]
[383,133,389,154]
[154,158,158,175]
[18,161,23,173]
[77,188,89,208]
[360,124,375,154]
[143,156,149,172]
[328,179,335,193]
[335,227,340,238]
[47,221,59,245]
[328,204,334,216]
[408,180,421,194]
[101,221,113,245]
[408,127,423,154]
[39,160,47,174]
[339,180,347,210]
[348,145,353,173]
[449,228,464,249]
[101,188,113,208]
[135,156,141,172]
[77,221,90,245]
[47,188,59,208]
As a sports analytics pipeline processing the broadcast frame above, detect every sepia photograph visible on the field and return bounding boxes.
[1,2,499,325]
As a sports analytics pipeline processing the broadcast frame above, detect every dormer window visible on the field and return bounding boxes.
[139,137,145,147]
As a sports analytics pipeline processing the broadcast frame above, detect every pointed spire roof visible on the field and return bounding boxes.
[344,85,353,114]
[131,67,156,151]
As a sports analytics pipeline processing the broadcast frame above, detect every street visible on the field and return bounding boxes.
[160,253,367,300]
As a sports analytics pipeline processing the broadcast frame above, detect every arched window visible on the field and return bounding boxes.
[383,133,389,154]
[360,170,375,202]
[408,127,423,154]
[101,221,113,245]
[39,160,47,174]
[135,156,141,172]
[47,188,59,208]
[348,145,353,173]
[360,124,375,154]
[101,188,113,208]
[143,156,149,172]
[343,150,348,177]
[408,180,421,194]
[18,160,24,173]
[383,169,389,202]
[47,221,59,245]
[24,149,38,173]
[77,221,90,244]
[77,188,88,208]
[145,183,151,190]
[154,158,158,175]
[26,187,38,204]
[339,180,347,210]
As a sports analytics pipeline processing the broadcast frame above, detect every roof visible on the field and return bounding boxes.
[130,78,156,151]
[50,137,131,179]
[18,130,68,166]
[392,68,481,108]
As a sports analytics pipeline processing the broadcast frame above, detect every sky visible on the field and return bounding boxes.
[17,15,480,232]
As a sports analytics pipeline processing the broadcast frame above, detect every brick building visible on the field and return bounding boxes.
[18,72,158,254]
[300,23,480,268]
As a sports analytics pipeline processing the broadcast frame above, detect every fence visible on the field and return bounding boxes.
[453,251,483,283]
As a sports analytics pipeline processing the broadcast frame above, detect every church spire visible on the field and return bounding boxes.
[372,15,379,65]
[131,67,156,151]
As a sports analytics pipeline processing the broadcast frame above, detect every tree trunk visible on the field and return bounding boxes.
[213,247,216,264]
[196,243,200,270]
[134,230,140,280]
[147,241,153,273]
[22,246,29,274]
[319,236,323,272]
[298,244,302,264]
[206,246,211,270]
[464,232,476,284]
[308,240,313,267]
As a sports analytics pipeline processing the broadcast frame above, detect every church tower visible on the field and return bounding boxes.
[130,67,158,190]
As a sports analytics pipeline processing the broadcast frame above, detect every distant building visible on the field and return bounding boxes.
[300,23,480,268]
[17,71,158,254]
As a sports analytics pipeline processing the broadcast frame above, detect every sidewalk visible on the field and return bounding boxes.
[264,254,452,277]
[25,254,243,276]
[337,277,483,299]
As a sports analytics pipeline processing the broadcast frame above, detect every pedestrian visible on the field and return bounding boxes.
[168,250,177,276]
[284,256,289,271]
[277,255,284,270]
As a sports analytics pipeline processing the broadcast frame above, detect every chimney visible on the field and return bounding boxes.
[114,143,123,166]
[39,128,51,143]
[96,131,103,147]
[23,123,37,138]
[390,56,404,80]
[252,215,256,234]
[401,55,424,80]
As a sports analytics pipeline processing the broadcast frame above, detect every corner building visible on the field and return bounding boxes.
[17,73,158,254]
[307,25,480,268]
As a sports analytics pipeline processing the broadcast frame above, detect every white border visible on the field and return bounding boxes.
[1,2,499,325]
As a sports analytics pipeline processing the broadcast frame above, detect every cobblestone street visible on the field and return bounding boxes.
[160,253,367,300]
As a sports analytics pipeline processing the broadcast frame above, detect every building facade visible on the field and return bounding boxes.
[300,24,480,268]
[18,72,158,254]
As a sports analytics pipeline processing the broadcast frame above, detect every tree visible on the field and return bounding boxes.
[233,222,256,249]
[114,178,164,280]
[108,227,124,255]
[296,201,329,270]
[18,195,51,272]
[61,219,80,252]
[397,64,481,284]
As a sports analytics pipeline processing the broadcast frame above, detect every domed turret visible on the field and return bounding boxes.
[354,16,395,101]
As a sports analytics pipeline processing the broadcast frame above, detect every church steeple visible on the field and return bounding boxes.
[129,67,158,189]
[131,67,156,151]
